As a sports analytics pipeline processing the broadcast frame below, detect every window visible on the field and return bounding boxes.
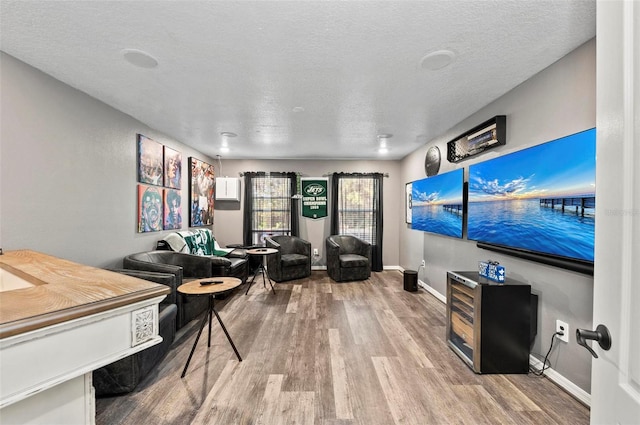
[243,172,298,245]
[335,177,377,243]
[331,172,384,271]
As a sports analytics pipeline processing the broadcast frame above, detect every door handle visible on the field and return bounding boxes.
[576,324,612,358]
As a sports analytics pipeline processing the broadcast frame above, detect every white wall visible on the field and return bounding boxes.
[399,39,596,393]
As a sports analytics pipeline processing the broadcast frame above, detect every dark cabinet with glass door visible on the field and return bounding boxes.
[446,271,532,374]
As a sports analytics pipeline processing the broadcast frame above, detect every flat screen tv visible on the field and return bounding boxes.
[411,168,464,238]
[467,128,596,273]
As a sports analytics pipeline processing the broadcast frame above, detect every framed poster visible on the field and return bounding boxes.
[137,134,163,186]
[137,184,163,232]
[301,178,328,219]
[406,182,412,224]
[164,146,182,189]
[163,188,182,230]
[188,157,215,226]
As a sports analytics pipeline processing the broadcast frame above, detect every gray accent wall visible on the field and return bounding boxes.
[399,39,596,393]
[0,52,215,267]
[0,52,402,271]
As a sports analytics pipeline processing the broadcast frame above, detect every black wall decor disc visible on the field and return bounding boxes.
[425,146,441,176]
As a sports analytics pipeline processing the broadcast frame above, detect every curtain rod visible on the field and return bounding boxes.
[322,172,389,177]
[238,171,302,177]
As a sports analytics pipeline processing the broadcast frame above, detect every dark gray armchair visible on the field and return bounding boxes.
[123,250,247,329]
[265,235,312,282]
[93,269,177,396]
[326,235,372,282]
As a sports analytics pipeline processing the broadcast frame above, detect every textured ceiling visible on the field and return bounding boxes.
[0,1,596,160]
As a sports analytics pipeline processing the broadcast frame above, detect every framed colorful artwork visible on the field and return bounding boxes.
[164,146,182,189]
[137,134,163,186]
[137,184,163,232]
[163,188,182,230]
[188,157,215,226]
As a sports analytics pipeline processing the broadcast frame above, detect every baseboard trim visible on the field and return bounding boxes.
[528,355,591,407]
[417,279,447,304]
[312,265,402,271]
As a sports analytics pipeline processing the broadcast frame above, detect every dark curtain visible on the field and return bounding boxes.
[242,172,299,246]
[242,172,258,246]
[289,173,300,237]
[330,172,384,272]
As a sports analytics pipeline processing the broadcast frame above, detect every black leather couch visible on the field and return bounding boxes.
[93,269,177,396]
[326,235,372,282]
[265,235,311,282]
[123,250,248,329]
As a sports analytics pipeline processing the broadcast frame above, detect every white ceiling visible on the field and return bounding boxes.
[0,1,596,160]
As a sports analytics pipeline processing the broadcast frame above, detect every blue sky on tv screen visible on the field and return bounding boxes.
[411,169,463,238]
[412,168,463,206]
[467,128,596,262]
[468,128,596,202]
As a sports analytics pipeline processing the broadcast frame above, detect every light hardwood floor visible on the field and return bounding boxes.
[96,271,590,425]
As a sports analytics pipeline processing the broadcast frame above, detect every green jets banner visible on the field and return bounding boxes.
[301,178,328,219]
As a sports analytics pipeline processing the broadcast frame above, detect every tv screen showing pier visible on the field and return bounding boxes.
[411,168,464,238]
[467,128,596,263]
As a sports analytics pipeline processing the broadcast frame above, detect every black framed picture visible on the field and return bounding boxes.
[137,134,163,186]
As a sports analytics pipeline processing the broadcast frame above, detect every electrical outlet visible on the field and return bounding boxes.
[313,248,319,256]
[556,320,569,343]
[421,259,426,267]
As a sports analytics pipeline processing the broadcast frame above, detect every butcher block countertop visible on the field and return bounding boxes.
[0,250,169,339]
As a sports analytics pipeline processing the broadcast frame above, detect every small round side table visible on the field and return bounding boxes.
[245,247,278,295]
[177,277,242,378]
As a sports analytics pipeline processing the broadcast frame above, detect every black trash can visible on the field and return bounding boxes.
[403,270,418,292]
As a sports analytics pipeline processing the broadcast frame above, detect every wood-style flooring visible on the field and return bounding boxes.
[96,271,590,425]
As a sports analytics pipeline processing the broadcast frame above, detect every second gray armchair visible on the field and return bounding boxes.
[265,235,312,282]
[326,235,372,282]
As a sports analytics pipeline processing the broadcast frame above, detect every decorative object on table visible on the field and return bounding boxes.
[137,134,163,186]
[478,260,506,283]
[300,177,328,219]
[447,115,506,163]
[137,184,163,232]
[405,182,412,224]
[163,188,182,230]
[163,146,182,189]
[424,145,441,176]
[188,157,215,226]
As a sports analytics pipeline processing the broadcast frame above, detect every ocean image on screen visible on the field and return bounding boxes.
[467,128,596,262]
[411,169,463,238]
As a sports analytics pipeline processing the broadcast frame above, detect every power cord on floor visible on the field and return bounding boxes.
[530,330,564,376]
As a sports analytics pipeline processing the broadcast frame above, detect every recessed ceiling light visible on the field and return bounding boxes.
[220,132,237,138]
[121,49,158,69]
[377,133,393,140]
[292,106,305,113]
[420,50,455,71]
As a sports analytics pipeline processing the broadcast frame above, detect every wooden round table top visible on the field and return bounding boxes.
[246,247,278,256]
[178,277,242,296]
